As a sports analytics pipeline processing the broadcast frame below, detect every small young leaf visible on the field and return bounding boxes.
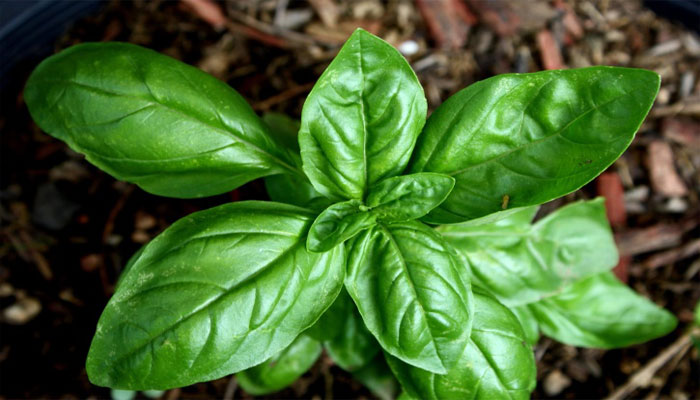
[299,28,427,200]
[345,221,473,374]
[367,173,455,222]
[86,201,345,390]
[352,355,400,400]
[237,334,322,396]
[440,198,617,306]
[387,291,536,400]
[325,291,380,371]
[307,200,376,252]
[410,67,660,223]
[511,304,540,346]
[529,271,678,348]
[25,43,300,198]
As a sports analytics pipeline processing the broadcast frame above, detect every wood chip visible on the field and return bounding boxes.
[180,0,227,30]
[3,297,41,325]
[597,172,627,228]
[662,118,700,149]
[643,238,700,269]
[416,0,474,49]
[616,217,698,256]
[646,140,688,197]
[537,29,566,70]
[544,370,572,396]
[466,0,519,37]
[309,0,339,28]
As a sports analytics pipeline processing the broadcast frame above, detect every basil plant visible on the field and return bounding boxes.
[25,29,677,399]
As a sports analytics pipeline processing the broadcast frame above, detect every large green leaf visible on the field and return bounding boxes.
[367,173,455,222]
[410,67,660,223]
[440,199,618,306]
[237,334,322,395]
[387,291,537,400]
[299,28,427,200]
[510,305,539,346]
[529,272,677,348]
[345,221,473,374]
[25,43,301,198]
[86,201,345,390]
[307,200,376,252]
[304,288,348,341]
[324,291,380,371]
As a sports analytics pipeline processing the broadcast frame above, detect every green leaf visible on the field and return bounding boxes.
[367,173,455,222]
[86,201,345,390]
[387,291,537,400]
[307,200,376,252]
[410,67,660,223]
[511,305,539,346]
[264,173,332,211]
[352,355,400,400]
[529,271,677,348]
[440,198,618,306]
[345,221,473,374]
[25,43,301,198]
[299,28,427,200]
[325,291,380,371]
[304,288,348,341]
[262,112,301,153]
[237,334,322,395]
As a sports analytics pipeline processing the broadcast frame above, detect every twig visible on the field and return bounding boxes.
[223,375,237,400]
[18,230,53,280]
[227,9,335,48]
[253,82,314,111]
[615,217,699,256]
[650,98,700,118]
[643,238,700,269]
[102,185,135,245]
[605,332,693,400]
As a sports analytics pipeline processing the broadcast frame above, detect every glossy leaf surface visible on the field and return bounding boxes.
[86,202,345,390]
[511,305,539,346]
[529,272,677,348]
[345,221,473,374]
[410,67,660,223]
[304,289,347,341]
[387,291,536,400]
[237,334,322,395]
[367,173,455,222]
[325,291,380,371]
[307,200,376,252]
[25,43,299,198]
[299,28,427,200]
[440,199,618,306]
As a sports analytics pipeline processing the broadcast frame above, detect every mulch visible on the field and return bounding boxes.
[0,0,698,399]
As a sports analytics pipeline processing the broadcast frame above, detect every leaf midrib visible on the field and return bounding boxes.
[447,91,630,177]
[34,78,302,176]
[102,238,306,373]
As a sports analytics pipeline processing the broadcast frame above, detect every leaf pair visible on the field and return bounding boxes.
[26,29,659,228]
[442,199,677,349]
[307,173,454,252]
